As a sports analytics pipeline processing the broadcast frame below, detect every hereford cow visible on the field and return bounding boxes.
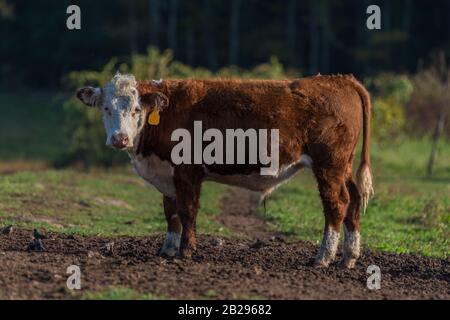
[76,73,373,268]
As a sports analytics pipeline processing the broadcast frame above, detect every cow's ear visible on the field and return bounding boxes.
[140,92,169,112]
[76,87,102,107]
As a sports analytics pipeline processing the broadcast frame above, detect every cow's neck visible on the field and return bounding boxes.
[132,115,170,162]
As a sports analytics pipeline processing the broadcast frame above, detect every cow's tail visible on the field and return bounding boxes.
[352,78,374,214]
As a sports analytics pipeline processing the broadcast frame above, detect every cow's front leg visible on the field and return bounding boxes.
[158,196,182,257]
[174,168,203,258]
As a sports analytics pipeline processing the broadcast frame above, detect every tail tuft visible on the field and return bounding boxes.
[356,163,374,214]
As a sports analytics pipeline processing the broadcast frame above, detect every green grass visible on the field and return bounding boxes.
[0,92,66,162]
[81,287,262,300]
[263,139,450,258]
[0,168,230,236]
[371,137,450,178]
[82,287,163,300]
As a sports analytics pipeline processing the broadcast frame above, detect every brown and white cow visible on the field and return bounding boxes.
[76,73,373,268]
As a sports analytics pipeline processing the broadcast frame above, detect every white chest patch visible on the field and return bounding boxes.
[129,153,176,198]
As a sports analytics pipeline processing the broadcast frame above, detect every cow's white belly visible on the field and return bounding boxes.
[204,154,313,192]
[129,153,313,197]
[130,154,176,198]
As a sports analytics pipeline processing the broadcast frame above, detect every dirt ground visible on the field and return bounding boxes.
[0,188,448,300]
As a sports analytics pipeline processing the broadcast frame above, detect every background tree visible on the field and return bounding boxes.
[167,0,178,55]
[228,0,241,65]
[2,0,450,88]
[148,0,159,46]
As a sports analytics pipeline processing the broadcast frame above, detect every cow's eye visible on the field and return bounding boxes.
[135,107,141,113]
[104,107,109,112]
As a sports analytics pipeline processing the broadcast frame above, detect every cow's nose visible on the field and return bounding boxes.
[111,133,129,149]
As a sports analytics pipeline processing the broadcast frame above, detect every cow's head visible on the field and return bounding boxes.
[76,73,168,150]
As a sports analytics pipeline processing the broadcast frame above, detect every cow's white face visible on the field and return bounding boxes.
[101,74,144,149]
[77,74,167,150]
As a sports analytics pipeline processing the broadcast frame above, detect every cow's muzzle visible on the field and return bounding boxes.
[111,133,129,149]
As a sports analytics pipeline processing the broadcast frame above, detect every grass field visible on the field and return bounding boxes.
[0,169,229,237]
[264,139,450,257]
[0,92,449,263]
[0,93,66,163]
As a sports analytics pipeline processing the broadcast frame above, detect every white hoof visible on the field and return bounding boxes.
[338,257,357,269]
[314,228,340,268]
[158,232,181,257]
[341,226,360,268]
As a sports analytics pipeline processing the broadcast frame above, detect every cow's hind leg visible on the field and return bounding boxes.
[158,196,182,257]
[340,176,361,268]
[313,167,350,267]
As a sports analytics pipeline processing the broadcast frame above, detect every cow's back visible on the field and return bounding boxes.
[137,76,365,174]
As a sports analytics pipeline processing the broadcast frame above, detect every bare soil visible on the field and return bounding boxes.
[0,188,448,300]
[216,188,280,240]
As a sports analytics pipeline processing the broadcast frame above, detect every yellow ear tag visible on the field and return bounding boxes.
[148,109,160,125]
